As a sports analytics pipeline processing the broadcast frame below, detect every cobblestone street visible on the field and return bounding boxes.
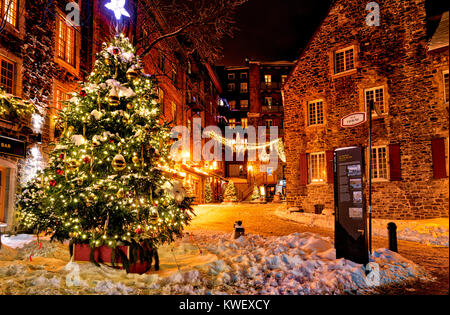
[187,203,449,295]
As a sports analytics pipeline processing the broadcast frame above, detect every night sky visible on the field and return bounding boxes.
[220,0,450,66]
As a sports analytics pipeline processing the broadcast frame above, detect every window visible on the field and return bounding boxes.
[308,100,324,126]
[334,46,355,74]
[265,119,274,129]
[281,75,288,84]
[444,71,449,103]
[241,118,248,129]
[229,100,236,110]
[187,61,192,75]
[371,146,389,180]
[0,57,14,94]
[240,72,248,80]
[171,102,177,123]
[56,14,76,66]
[228,83,235,92]
[308,152,326,184]
[365,86,386,116]
[265,97,273,107]
[1,0,18,28]
[158,54,165,72]
[264,75,272,84]
[228,73,235,80]
[229,118,236,129]
[240,82,248,93]
[54,87,70,112]
[240,100,249,109]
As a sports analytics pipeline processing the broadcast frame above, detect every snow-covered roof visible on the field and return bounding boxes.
[429,11,449,51]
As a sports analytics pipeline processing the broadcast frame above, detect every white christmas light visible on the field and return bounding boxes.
[105,0,130,20]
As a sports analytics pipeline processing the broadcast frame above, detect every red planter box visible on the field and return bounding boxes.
[73,244,150,274]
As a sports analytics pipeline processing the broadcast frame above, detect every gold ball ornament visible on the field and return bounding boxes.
[126,103,134,110]
[126,68,140,82]
[104,57,111,65]
[107,94,120,107]
[117,189,125,199]
[149,213,159,225]
[112,154,127,171]
[132,156,140,164]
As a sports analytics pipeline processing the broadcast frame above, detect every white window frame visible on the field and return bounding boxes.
[307,99,325,126]
[364,86,387,117]
[308,152,327,184]
[369,146,390,182]
[444,70,449,104]
[334,46,355,75]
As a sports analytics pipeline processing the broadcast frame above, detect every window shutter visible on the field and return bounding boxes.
[432,138,447,179]
[299,153,308,186]
[389,144,402,181]
[326,150,334,184]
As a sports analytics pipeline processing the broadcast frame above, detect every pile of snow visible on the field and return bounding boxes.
[0,232,428,295]
[1,234,36,249]
[276,207,449,247]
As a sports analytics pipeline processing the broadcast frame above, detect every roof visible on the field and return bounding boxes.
[429,11,449,51]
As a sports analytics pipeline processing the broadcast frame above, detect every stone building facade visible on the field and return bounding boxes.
[283,0,449,220]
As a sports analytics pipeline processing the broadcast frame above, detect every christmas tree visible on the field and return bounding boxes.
[223,180,238,202]
[17,35,194,272]
[251,185,261,201]
[205,181,213,204]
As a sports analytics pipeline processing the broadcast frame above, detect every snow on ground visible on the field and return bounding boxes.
[1,234,36,249]
[277,206,449,247]
[0,231,429,295]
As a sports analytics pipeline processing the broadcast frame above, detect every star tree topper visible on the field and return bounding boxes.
[105,0,130,20]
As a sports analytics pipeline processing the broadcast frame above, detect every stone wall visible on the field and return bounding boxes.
[283,0,449,220]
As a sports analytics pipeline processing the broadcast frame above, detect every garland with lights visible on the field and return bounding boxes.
[16,35,194,273]
[206,131,287,162]
[0,88,38,120]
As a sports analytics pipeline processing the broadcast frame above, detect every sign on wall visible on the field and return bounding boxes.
[334,147,369,264]
[0,135,27,158]
[341,112,367,128]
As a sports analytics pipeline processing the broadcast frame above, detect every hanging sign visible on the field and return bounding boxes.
[0,135,26,158]
[334,147,368,265]
[341,112,367,128]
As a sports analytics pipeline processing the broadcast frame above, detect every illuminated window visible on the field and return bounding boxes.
[365,86,386,116]
[308,152,326,184]
[444,71,449,103]
[264,75,272,84]
[334,46,355,74]
[281,75,288,84]
[229,100,236,110]
[229,118,236,129]
[54,87,70,112]
[308,100,324,126]
[228,83,235,92]
[1,0,18,28]
[240,82,248,93]
[0,57,14,94]
[241,118,248,129]
[371,146,389,180]
[56,13,76,66]
[240,99,249,109]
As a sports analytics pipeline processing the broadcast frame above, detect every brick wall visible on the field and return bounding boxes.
[283,0,449,220]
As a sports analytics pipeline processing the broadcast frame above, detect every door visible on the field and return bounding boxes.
[0,167,6,222]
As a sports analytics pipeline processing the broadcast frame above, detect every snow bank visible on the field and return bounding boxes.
[276,207,449,247]
[1,234,36,249]
[0,232,428,295]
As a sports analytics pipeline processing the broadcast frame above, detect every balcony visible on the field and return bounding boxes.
[260,82,281,90]
[262,105,283,113]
